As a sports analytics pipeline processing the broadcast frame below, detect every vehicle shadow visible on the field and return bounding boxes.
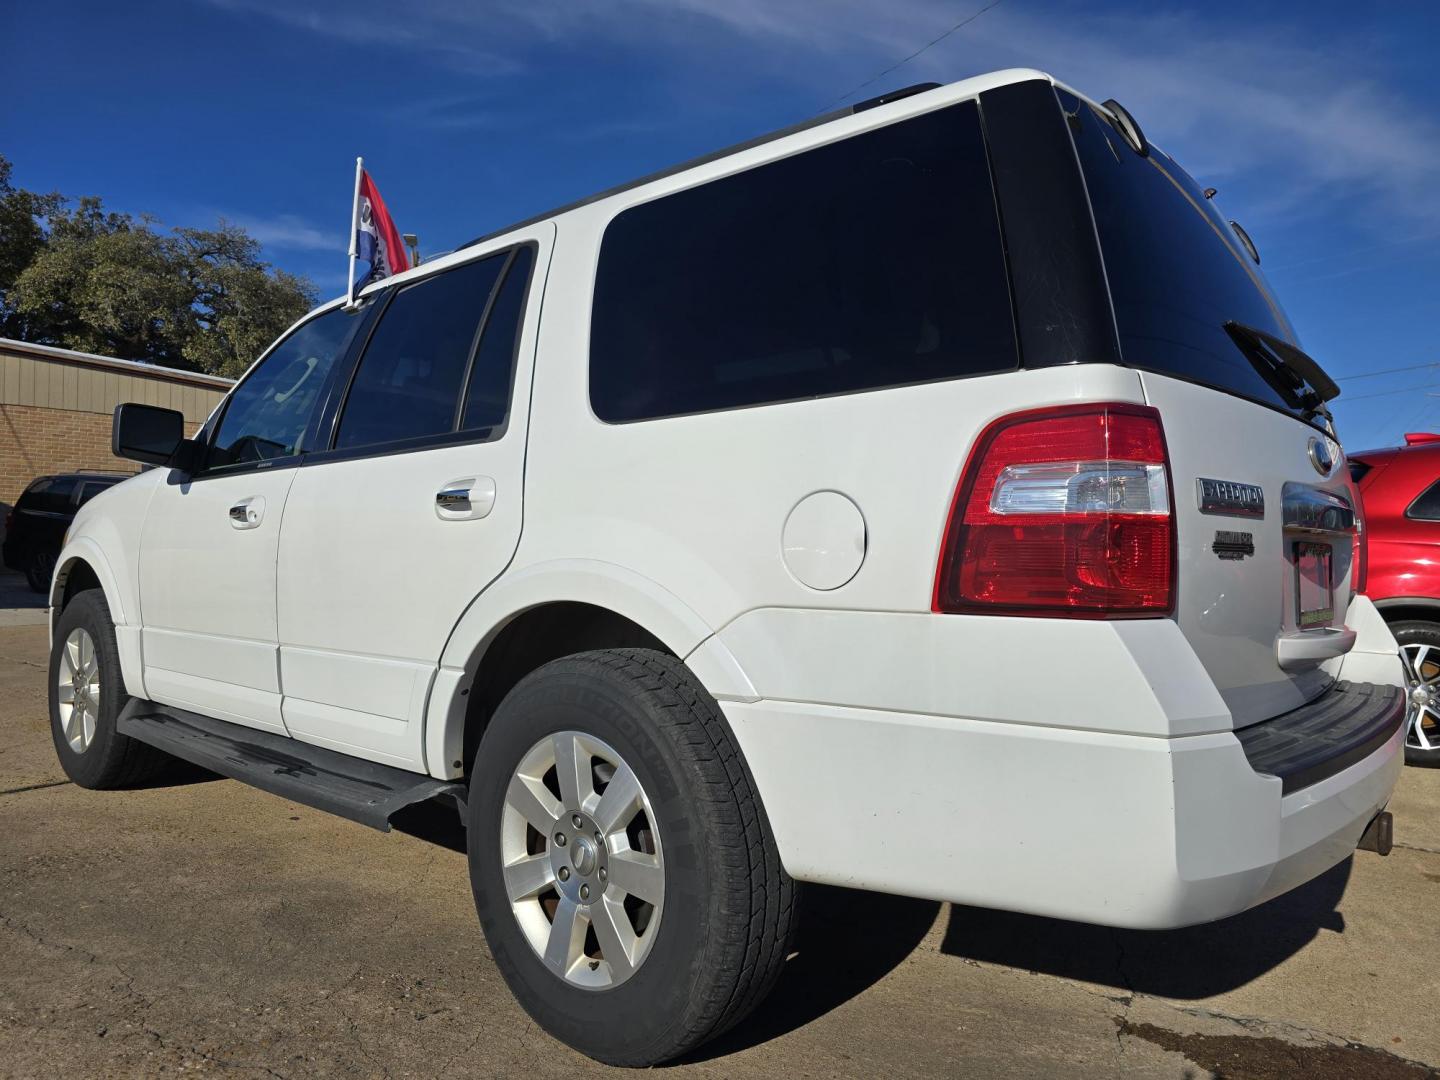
[681,885,943,1062]
[939,858,1352,999]
[389,797,468,853]
[686,858,1353,1060]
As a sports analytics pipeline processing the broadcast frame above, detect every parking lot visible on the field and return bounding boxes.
[0,579,1436,1078]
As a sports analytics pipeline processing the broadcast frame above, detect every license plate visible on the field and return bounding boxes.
[1295,542,1334,629]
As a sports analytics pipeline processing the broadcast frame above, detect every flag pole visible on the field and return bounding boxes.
[345,156,363,309]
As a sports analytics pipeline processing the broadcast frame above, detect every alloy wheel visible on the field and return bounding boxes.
[1401,642,1440,754]
[56,627,100,753]
[500,731,665,989]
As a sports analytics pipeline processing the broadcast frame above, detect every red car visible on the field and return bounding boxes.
[1351,432,1440,765]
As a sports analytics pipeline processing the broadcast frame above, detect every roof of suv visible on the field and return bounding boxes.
[325,67,1063,311]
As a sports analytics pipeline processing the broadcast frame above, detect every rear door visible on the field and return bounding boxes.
[137,306,364,733]
[276,228,549,771]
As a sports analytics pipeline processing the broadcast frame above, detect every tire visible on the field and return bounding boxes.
[25,550,54,593]
[1391,620,1440,767]
[48,589,172,788]
[467,648,796,1066]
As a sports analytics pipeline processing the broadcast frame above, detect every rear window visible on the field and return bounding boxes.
[590,100,1016,423]
[76,480,116,506]
[1059,90,1310,423]
[1409,479,1440,521]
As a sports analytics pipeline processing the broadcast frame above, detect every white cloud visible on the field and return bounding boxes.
[229,212,337,253]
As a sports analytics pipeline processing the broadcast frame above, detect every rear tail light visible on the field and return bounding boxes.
[933,403,1175,617]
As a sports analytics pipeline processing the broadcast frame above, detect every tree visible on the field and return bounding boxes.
[0,153,317,376]
[0,156,63,341]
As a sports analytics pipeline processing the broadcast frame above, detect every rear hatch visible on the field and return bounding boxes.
[1059,85,1357,727]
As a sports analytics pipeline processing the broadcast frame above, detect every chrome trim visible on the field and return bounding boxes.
[1196,478,1265,519]
[1282,482,1355,534]
[436,487,472,508]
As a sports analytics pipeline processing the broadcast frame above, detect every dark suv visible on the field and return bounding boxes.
[1350,434,1440,765]
[3,473,127,592]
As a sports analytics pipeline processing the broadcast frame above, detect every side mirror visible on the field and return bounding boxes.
[112,403,185,467]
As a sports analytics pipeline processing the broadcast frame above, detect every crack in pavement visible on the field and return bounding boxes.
[0,651,48,671]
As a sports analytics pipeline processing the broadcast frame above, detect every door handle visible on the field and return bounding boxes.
[435,477,496,520]
[229,497,264,530]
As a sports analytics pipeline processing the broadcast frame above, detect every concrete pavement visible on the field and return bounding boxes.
[1,616,1437,1078]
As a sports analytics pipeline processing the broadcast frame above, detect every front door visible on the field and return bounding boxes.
[138,306,364,733]
[277,228,550,770]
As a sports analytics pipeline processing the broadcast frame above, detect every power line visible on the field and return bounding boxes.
[1336,361,1440,382]
[824,0,1010,111]
[1338,382,1440,403]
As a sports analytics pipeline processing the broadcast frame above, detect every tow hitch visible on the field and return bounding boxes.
[1357,811,1393,856]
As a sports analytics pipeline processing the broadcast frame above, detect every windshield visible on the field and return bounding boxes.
[1058,88,1318,426]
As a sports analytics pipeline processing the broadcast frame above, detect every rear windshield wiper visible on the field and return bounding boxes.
[1224,321,1340,421]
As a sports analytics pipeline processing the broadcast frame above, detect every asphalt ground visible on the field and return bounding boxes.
[1,578,1436,1078]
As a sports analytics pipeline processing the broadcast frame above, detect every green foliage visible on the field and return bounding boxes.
[0,154,317,376]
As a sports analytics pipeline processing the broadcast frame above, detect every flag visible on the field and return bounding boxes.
[348,159,409,304]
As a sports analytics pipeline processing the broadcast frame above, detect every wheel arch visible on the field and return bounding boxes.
[424,560,757,779]
[48,540,145,699]
[1373,596,1440,629]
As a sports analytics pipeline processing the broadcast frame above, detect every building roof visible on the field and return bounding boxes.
[0,337,235,390]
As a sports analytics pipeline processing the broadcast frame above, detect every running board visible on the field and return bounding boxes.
[116,700,466,832]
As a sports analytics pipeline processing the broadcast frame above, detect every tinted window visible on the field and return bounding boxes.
[1410,479,1440,521]
[1060,91,1311,424]
[590,101,1015,422]
[1348,460,1373,485]
[18,477,77,514]
[335,255,505,450]
[75,480,116,507]
[460,246,533,433]
[210,307,362,471]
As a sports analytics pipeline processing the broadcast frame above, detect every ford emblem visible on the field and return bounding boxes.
[1308,436,1335,476]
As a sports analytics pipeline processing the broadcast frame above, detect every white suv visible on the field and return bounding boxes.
[48,70,1403,1065]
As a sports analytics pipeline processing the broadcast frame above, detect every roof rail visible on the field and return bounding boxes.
[455,82,946,253]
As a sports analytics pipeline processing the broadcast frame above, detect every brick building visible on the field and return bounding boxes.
[0,337,232,536]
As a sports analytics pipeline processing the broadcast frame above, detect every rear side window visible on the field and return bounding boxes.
[18,477,77,514]
[1409,479,1440,521]
[590,100,1016,423]
[460,246,535,434]
[1348,460,1373,485]
[335,254,506,450]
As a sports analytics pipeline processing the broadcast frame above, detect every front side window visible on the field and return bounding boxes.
[334,254,507,450]
[209,307,362,472]
[590,100,1016,423]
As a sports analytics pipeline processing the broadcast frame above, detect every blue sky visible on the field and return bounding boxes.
[4,0,1439,449]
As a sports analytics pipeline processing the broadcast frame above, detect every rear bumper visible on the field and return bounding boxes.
[724,694,1401,929]
[714,596,1404,929]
